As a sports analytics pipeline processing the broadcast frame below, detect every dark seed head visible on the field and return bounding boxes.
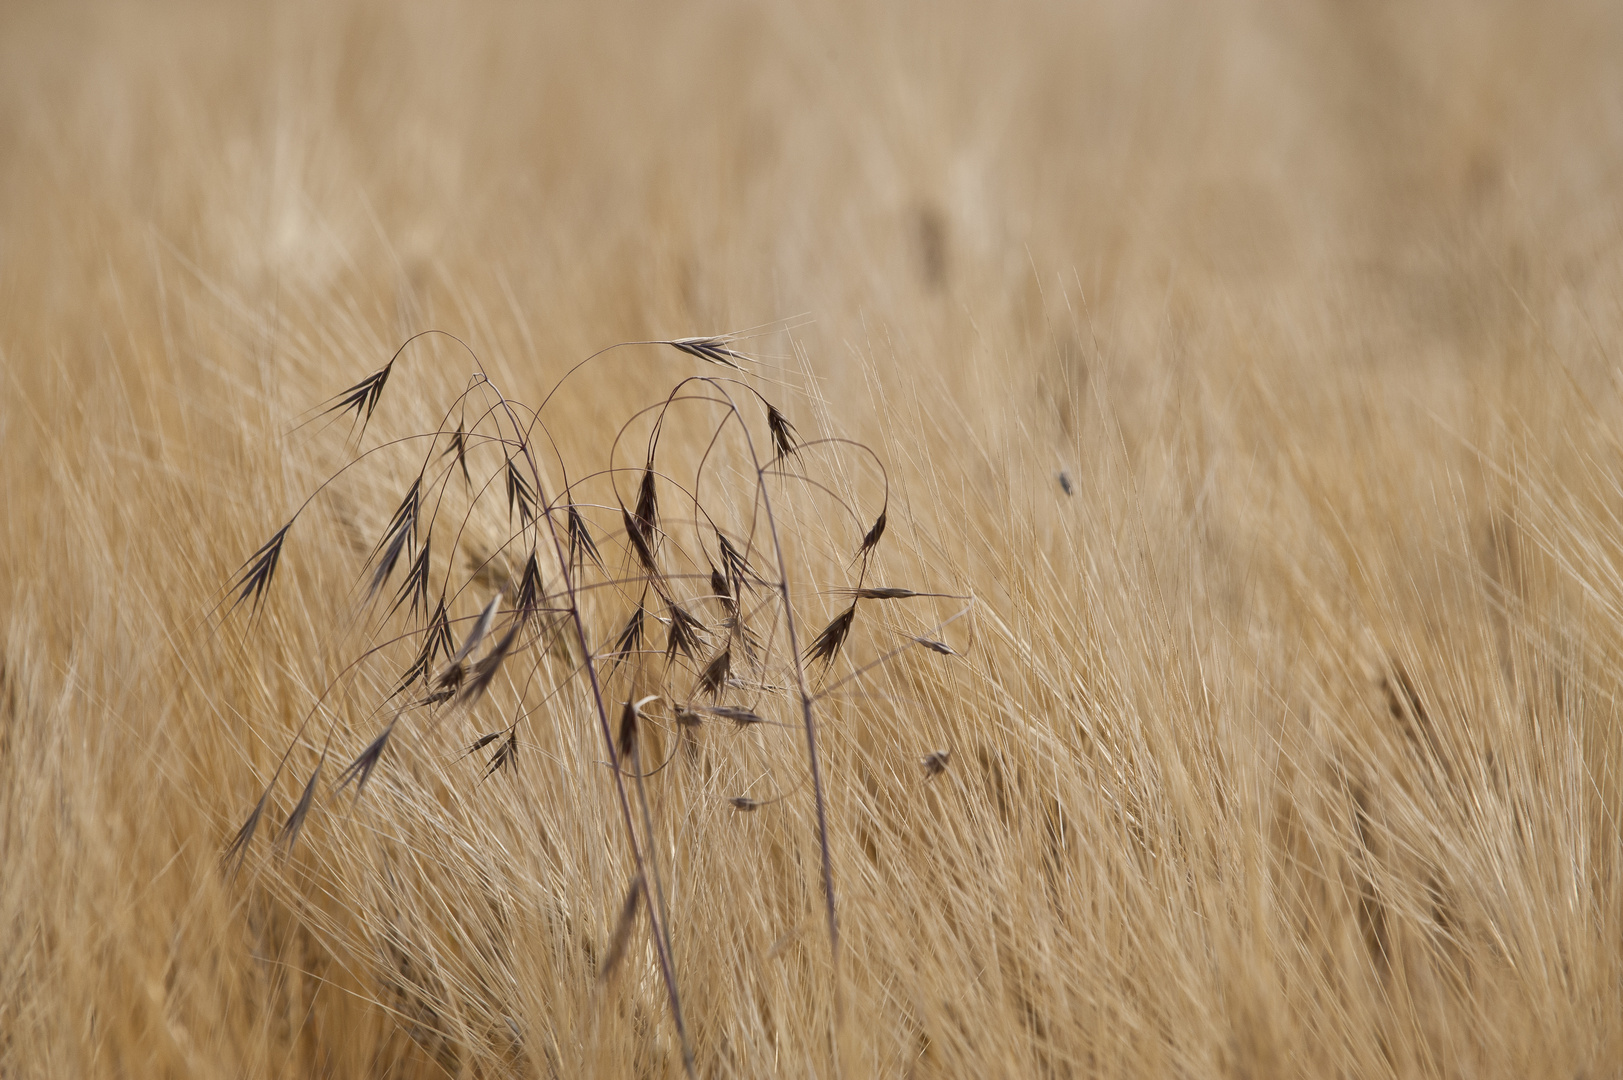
[389,536,433,620]
[617,698,640,761]
[222,788,272,877]
[506,461,536,525]
[369,524,413,602]
[710,566,733,610]
[766,404,798,458]
[717,533,754,595]
[664,604,707,665]
[436,661,465,696]
[609,602,646,671]
[710,705,764,727]
[515,550,543,619]
[856,510,887,561]
[231,522,293,618]
[326,363,393,434]
[442,421,471,486]
[567,504,603,573]
[457,622,522,707]
[374,478,421,558]
[482,730,519,781]
[622,506,659,574]
[276,762,324,853]
[634,466,659,546]
[806,603,858,668]
[335,724,396,802]
[668,337,746,368]
[463,732,503,758]
[697,648,731,698]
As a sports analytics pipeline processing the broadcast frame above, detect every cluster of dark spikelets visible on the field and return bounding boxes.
[218,331,965,1076]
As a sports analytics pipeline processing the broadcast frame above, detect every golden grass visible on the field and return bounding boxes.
[4,0,1623,1075]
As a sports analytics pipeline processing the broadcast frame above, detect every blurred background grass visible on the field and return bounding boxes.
[3,1,1622,1076]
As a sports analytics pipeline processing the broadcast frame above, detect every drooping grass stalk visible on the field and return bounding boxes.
[220,329,958,1075]
[481,375,695,1074]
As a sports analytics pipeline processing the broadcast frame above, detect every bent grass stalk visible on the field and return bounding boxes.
[220,331,962,1072]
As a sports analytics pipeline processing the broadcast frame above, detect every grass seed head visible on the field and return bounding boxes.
[567,503,603,573]
[276,763,324,853]
[856,510,887,561]
[622,505,659,575]
[766,403,798,458]
[617,698,640,761]
[710,566,734,611]
[668,337,746,368]
[222,788,272,877]
[806,603,858,668]
[710,705,764,727]
[230,522,293,617]
[634,465,659,547]
[325,362,393,434]
[462,732,503,759]
[515,550,543,620]
[505,461,536,525]
[482,730,519,781]
[457,622,522,706]
[665,603,707,664]
[698,648,731,698]
[610,602,647,671]
[335,724,396,802]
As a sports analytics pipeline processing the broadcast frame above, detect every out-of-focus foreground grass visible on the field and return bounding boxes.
[2,1,1622,1075]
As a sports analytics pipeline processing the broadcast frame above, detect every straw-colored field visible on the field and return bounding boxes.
[4,1,1622,1076]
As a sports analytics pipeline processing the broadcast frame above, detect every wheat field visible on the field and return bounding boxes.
[3,1,1623,1076]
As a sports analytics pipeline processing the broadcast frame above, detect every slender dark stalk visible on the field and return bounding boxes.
[700,381,843,1014]
[481,382,695,1077]
[222,332,925,1080]
[626,703,681,1068]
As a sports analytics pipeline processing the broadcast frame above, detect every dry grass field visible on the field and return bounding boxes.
[4,1,1623,1076]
